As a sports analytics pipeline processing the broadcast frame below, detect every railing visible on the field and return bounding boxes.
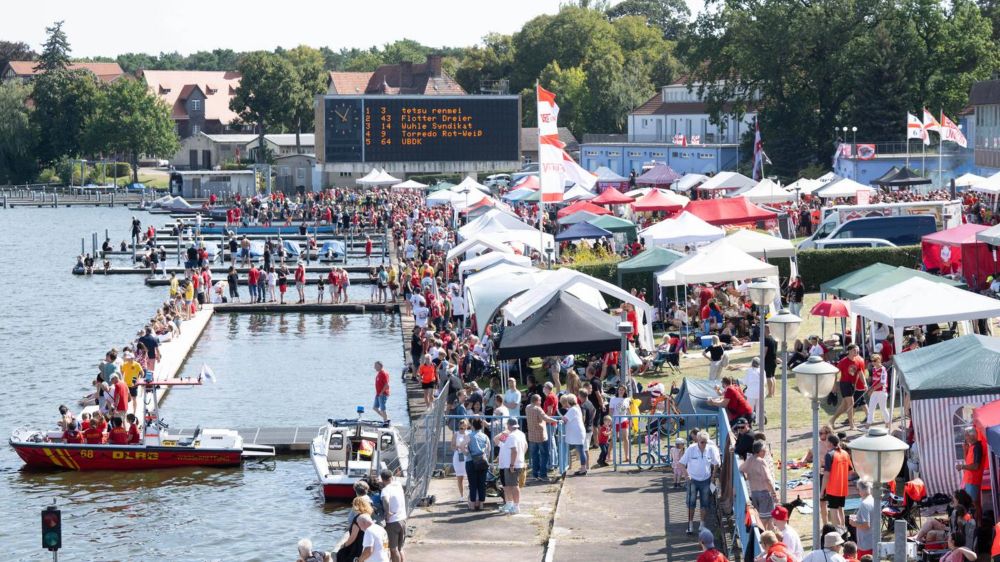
[609,413,718,470]
[583,133,629,144]
[839,140,967,157]
[718,412,762,560]
[439,414,567,476]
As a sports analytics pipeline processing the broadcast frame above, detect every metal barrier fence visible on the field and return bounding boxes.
[440,414,567,476]
[610,413,719,470]
[398,390,449,517]
[718,412,762,559]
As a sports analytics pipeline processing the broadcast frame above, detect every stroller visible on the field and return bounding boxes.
[485,464,505,501]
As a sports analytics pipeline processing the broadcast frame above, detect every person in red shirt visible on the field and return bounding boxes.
[248,264,261,303]
[108,416,129,445]
[83,414,107,444]
[373,361,390,421]
[126,414,142,444]
[294,262,306,304]
[365,235,373,265]
[824,434,852,530]
[62,421,85,444]
[111,374,130,417]
[707,377,753,425]
[830,344,866,430]
[759,530,799,562]
[696,529,729,561]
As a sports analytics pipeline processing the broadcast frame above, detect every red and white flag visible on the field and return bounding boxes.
[561,149,597,190]
[690,135,701,145]
[672,134,686,146]
[940,113,968,148]
[907,112,928,145]
[537,85,564,203]
[923,108,941,135]
[752,118,769,180]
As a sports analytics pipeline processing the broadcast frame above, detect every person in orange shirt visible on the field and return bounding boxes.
[83,413,107,444]
[418,354,437,408]
[126,413,142,445]
[108,416,129,445]
[957,427,985,521]
[62,421,85,444]
[824,434,852,530]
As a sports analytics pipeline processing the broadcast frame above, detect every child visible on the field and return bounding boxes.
[316,275,325,304]
[670,437,688,487]
[596,415,612,467]
[126,413,141,444]
[842,541,860,562]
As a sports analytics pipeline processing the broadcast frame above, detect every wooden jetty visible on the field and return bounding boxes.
[213,302,399,314]
[74,265,380,276]
[144,276,379,286]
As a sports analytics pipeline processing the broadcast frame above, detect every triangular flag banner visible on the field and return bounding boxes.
[537,85,564,203]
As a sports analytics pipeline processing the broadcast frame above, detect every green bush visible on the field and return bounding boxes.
[36,167,60,184]
[798,245,922,291]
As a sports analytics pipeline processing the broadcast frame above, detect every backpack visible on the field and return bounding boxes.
[302,550,327,562]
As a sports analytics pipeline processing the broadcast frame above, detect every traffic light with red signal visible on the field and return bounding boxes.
[41,506,61,551]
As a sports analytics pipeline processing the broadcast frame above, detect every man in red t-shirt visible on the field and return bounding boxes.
[696,529,729,561]
[830,344,866,430]
[707,377,753,425]
[373,361,390,421]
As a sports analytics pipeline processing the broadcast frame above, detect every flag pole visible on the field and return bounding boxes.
[939,109,945,188]
[905,115,910,168]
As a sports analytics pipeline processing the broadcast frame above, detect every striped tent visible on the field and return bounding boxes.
[896,335,1000,494]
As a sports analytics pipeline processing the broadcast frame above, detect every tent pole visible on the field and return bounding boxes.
[887,325,904,432]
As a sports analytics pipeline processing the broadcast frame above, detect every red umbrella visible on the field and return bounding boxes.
[810,299,850,318]
[591,187,635,206]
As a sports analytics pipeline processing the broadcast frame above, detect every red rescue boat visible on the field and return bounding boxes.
[10,379,274,471]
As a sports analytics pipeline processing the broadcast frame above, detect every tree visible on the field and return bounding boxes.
[230,52,300,163]
[115,52,159,73]
[677,0,998,178]
[539,62,590,138]
[343,50,384,72]
[31,69,101,165]
[36,20,71,73]
[83,78,179,183]
[455,33,515,93]
[0,41,37,72]
[0,81,37,183]
[282,45,327,153]
[606,0,690,40]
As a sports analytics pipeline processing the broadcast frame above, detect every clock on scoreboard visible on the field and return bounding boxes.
[323,96,520,163]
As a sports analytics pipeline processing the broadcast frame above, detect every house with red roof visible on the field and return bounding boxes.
[1,60,124,83]
[326,54,465,96]
[139,70,248,139]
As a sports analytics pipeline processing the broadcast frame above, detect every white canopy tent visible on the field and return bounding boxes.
[563,184,597,201]
[641,211,725,247]
[813,177,873,199]
[357,169,400,186]
[954,173,985,189]
[697,172,755,192]
[852,276,1000,420]
[673,173,710,192]
[465,267,608,340]
[816,172,840,183]
[427,189,488,209]
[376,170,401,184]
[501,268,654,350]
[355,169,381,186]
[392,179,428,190]
[452,176,492,195]
[458,252,533,281]
[971,172,1000,195]
[445,236,514,261]
[656,242,778,286]
[722,229,796,259]
[737,179,796,204]
[458,208,538,239]
[785,177,824,195]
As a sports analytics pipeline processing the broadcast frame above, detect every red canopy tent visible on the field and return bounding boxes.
[631,189,687,212]
[921,223,996,291]
[590,187,635,206]
[514,175,540,190]
[683,196,777,226]
[556,200,613,219]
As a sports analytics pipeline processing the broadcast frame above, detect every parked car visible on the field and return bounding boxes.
[813,238,897,250]
[798,215,937,250]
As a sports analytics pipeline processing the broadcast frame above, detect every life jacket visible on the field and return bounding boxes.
[83,426,106,444]
[991,522,1000,557]
[108,427,129,445]
[963,440,985,487]
[63,430,84,444]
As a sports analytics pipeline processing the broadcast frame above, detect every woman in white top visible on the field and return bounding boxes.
[608,386,632,463]
[503,377,522,419]
[561,394,588,475]
[451,418,471,499]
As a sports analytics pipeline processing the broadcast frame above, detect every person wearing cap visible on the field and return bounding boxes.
[802,532,846,562]
[772,506,805,561]
[680,430,721,535]
[496,417,527,515]
[733,418,754,460]
[696,529,728,562]
[121,351,143,412]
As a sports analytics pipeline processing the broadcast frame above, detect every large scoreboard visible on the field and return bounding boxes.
[323,95,520,163]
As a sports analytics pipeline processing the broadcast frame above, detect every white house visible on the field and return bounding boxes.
[628,80,757,145]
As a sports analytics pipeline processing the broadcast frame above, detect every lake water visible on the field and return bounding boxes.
[0,206,406,561]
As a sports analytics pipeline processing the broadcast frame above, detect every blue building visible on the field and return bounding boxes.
[580,142,738,176]
[832,144,974,188]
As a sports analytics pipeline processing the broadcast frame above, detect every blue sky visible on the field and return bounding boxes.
[6,0,704,57]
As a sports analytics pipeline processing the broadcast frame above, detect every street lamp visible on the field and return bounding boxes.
[747,280,778,428]
[793,356,839,547]
[767,308,802,503]
[848,427,909,557]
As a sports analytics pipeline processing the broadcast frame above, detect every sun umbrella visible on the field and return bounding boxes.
[810,299,850,318]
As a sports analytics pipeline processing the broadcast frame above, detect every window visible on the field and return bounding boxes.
[642,119,649,127]
[190,99,202,111]
[296,168,306,180]
[651,152,665,157]
[339,172,352,177]
[191,125,200,135]
[952,405,977,461]
[278,166,290,176]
